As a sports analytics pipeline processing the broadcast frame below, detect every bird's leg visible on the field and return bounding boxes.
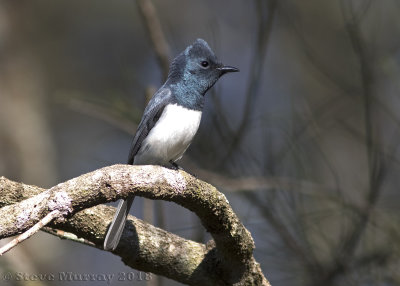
[169,160,183,171]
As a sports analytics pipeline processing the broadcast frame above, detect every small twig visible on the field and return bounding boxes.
[0,210,59,256]
[42,227,96,247]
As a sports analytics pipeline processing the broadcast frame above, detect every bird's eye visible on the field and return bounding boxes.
[201,61,209,68]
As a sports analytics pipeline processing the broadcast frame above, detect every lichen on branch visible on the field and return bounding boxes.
[0,165,270,285]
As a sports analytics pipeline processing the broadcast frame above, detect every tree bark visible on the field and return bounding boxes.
[0,165,270,286]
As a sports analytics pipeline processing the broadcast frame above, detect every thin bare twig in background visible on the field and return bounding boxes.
[307,2,384,285]
[220,0,277,166]
[279,1,359,96]
[243,191,322,274]
[58,95,139,135]
[340,0,383,257]
[136,0,171,79]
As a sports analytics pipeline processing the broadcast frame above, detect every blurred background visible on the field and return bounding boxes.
[1,0,400,285]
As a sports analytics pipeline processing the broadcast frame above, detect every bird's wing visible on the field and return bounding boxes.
[127,88,173,164]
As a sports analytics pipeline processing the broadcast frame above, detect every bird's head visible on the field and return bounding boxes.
[167,39,239,96]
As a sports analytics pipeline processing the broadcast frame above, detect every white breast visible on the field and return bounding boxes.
[134,104,202,165]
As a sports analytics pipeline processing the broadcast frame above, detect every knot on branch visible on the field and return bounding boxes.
[47,191,72,222]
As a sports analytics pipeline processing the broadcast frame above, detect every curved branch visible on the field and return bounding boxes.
[0,165,269,285]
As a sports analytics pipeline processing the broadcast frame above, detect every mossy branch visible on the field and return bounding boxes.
[0,165,269,285]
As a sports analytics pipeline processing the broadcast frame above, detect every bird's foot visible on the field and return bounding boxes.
[168,161,197,178]
[169,160,183,171]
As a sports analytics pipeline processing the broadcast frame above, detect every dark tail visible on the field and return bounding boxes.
[103,196,135,251]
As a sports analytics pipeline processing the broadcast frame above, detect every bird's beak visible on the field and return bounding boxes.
[217,65,239,74]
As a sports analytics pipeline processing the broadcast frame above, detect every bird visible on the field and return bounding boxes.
[103,38,239,251]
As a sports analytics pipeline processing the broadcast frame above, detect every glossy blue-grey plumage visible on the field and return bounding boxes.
[103,38,239,251]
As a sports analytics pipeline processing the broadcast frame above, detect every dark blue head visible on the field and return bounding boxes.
[166,39,238,109]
